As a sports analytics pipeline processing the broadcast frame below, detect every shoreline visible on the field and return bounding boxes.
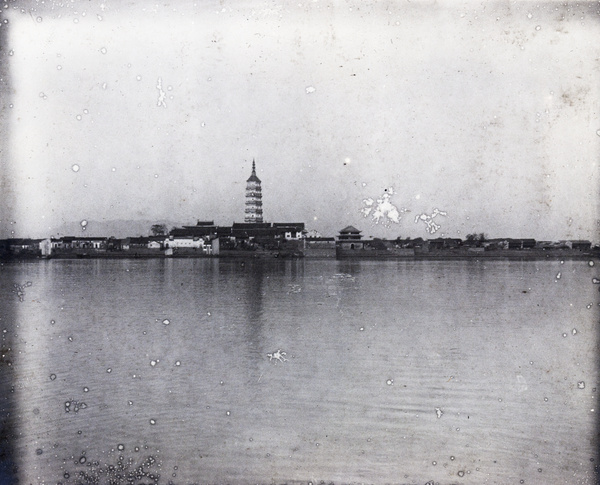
[1,250,597,262]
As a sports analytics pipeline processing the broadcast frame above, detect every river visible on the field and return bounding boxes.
[0,258,598,484]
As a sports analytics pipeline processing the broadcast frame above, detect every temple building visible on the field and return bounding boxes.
[336,225,364,250]
[244,160,263,223]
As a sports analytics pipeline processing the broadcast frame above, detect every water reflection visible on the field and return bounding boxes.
[0,264,18,482]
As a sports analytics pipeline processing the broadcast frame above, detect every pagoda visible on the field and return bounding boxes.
[244,160,263,223]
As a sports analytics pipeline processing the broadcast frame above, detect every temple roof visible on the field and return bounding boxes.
[339,225,361,234]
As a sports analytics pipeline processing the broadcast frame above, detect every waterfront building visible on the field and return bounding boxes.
[244,160,263,223]
[272,223,305,240]
[231,222,304,242]
[170,221,218,238]
[336,226,364,250]
[568,240,592,250]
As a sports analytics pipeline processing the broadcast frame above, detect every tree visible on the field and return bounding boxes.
[466,233,487,242]
[150,224,168,236]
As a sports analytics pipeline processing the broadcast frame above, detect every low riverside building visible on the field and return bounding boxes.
[50,236,107,250]
[126,237,150,249]
[147,236,165,249]
[0,238,47,256]
[569,240,592,250]
[428,238,462,250]
[506,239,537,250]
[165,235,207,250]
[272,223,305,240]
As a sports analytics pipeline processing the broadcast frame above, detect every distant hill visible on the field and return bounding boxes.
[48,220,181,238]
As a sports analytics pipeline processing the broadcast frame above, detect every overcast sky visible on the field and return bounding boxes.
[1,0,599,240]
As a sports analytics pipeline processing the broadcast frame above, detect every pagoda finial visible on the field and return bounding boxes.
[252,159,256,174]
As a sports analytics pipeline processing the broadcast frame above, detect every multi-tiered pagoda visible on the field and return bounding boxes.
[244,160,263,223]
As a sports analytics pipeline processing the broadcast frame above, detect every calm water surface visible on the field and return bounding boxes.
[1,258,598,484]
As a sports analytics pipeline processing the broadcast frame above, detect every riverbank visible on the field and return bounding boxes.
[1,248,598,261]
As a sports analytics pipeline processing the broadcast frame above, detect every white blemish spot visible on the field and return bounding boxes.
[267,349,287,363]
[72,164,80,172]
[305,86,316,94]
[414,208,447,234]
[578,381,585,389]
[516,374,527,392]
[435,408,443,419]
[386,379,393,386]
[80,220,88,230]
[100,47,107,54]
[156,77,167,107]
[360,187,406,226]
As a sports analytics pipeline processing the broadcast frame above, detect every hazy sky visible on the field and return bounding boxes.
[1,0,599,240]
